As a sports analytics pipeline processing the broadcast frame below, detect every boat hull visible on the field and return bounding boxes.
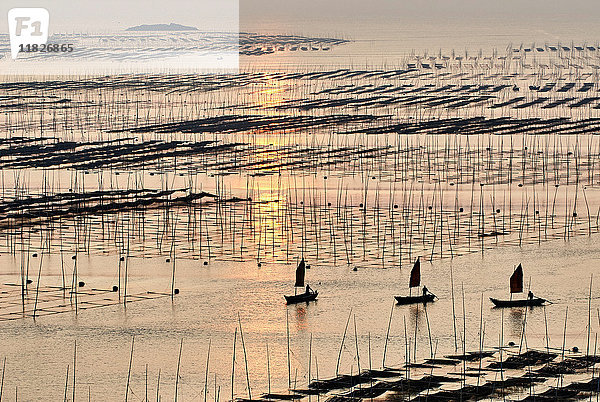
[285,291,318,305]
[394,294,436,305]
[490,297,546,307]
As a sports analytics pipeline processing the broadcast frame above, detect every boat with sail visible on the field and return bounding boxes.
[490,263,548,307]
[394,257,437,305]
[284,258,318,304]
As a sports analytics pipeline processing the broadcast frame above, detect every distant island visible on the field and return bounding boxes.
[125,23,199,32]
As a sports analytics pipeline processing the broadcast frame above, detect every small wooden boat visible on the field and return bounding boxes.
[285,291,318,305]
[394,257,437,305]
[395,294,435,305]
[490,297,547,308]
[491,263,549,308]
[284,258,318,305]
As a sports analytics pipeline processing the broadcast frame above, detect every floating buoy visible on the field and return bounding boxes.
[328,202,331,206]
[166,258,170,263]
[518,184,523,187]
[120,256,125,261]
[174,288,180,295]
[572,346,579,353]
[394,204,398,208]
[112,286,118,292]
[459,207,464,212]
[496,209,501,213]
[573,212,578,217]
[203,261,208,266]
[78,281,85,287]
[257,262,262,267]
[508,341,515,346]
[359,203,363,208]
[71,255,76,260]
[32,253,37,257]
[26,279,33,285]
[352,266,357,271]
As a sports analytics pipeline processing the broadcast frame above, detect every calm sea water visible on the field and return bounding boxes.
[1,235,600,400]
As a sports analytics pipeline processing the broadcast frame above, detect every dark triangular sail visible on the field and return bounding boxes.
[295,258,306,287]
[409,257,421,288]
[510,263,523,293]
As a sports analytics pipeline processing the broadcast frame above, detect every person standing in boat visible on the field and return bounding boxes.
[422,286,429,297]
[528,290,534,300]
[306,284,312,294]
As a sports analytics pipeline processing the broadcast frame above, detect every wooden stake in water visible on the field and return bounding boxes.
[587,274,593,356]
[353,315,361,375]
[205,339,211,402]
[0,357,6,402]
[72,340,77,402]
[125,336,134,402]
[238,313,252,400]
[286,309,291,390]
[266,343,271,397]
[63,365,69,402]
[336,308,352,376]
[175,338,183,402]
[154,368,161,402]
[450,265,458,352]
[382,301,394,368]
